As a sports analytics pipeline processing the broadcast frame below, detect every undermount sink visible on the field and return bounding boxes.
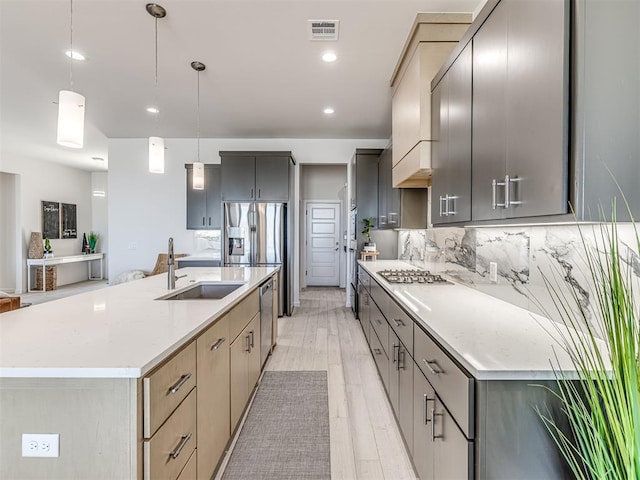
[160,282,244,300]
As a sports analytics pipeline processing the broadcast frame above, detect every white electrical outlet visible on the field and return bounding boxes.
[489,262,498,282]
[21,434,59,458]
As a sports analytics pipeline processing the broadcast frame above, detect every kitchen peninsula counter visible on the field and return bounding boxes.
[0,266,277,378]
[357,260,601,380]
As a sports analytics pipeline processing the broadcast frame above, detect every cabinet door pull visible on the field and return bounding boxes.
[169,433,192,460]
[492,179,507,209]
[245,334,251,353]
[439,195,445,216]
[506,175,523,207]
[379,215,387,225]
[431,409,444,441]
[258,188,261,198]
[249,330,255,349]
[388,212,398,224]
[447,195,457,216]
[210,337,226,350]
[393,344,400,368]
[392,318,404,328]
[422,359,442,375]
[202,217,205,226]
[168,373,192,394]
[424,395,434,425]
[208,217,211,226]
[373,348,382,355]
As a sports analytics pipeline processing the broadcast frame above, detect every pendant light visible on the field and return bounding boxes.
[191,61,206,190]
[57,0,85,148]
[146,3,166,173]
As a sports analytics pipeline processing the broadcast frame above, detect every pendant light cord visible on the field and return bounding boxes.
[154,15,159,133]
[197,69,201,162]
[69,0,74,89]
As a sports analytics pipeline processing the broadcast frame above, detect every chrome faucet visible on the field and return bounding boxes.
[168,237,186,289]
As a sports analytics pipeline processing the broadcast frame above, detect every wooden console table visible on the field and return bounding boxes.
[27,253,105,293]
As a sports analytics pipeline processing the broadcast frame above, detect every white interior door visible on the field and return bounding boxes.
[306,203,340,286]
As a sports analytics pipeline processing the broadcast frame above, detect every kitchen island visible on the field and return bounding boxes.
[0,266,278,480]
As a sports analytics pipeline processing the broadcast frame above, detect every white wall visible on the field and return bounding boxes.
[300,165,348,289]
[0,173,19,292]
[108,137,388,306]
[2,154,92,292]
[91,172,109,277]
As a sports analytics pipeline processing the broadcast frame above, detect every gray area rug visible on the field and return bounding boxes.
[222,371,331,480]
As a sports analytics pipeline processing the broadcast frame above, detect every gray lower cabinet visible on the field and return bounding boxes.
[220,152,291,202]
[388,329,414,454]
[431,42,472,225]
[471,0,569,221]
[414,368,472,480]
[186,164,221,229]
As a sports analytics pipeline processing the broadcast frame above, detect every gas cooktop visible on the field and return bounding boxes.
[378,269,452,285]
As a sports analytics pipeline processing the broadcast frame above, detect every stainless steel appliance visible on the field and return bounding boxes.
[224,202,289,316]
[259,278,273,367]
[377,269,452,285]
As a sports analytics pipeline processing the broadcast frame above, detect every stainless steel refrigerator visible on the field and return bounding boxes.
[224,202,290,316]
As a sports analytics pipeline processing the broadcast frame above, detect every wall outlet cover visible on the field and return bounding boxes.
[489,262,498,282]
[21,433,59,458]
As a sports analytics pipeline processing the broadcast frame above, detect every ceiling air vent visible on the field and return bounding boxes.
[308,20,339,41]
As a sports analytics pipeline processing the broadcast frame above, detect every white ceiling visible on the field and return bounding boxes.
[1,0,483,171]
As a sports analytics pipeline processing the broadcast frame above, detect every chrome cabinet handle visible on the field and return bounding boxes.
[392,318,404,328]
[506,175,523,207]
[169,433,192,459]
[373,348,382,355]
[208,217,211,226]
[388,212,398,224]
[169,373,192,394]
[424,395,434,425]
[422,359,442,375]
[249,330,255,349]
[439,195,446,217]
[202,217,205,226]
[447,195,457,216]
[431,409,444,441]
[492,179,507,209]
[245,334,251,352]
[250,188,254,198]
[258,188,261,198]
[379,215,387,225]
[210,337,226,351]
[393,344,400,368]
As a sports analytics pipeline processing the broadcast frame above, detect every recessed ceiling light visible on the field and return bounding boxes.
[65,50,85,61]
[322,51,337,63]
[146,107,160,114]
[323,107,335,115]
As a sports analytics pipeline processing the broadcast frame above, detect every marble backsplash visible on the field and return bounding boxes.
[398,224,640,327]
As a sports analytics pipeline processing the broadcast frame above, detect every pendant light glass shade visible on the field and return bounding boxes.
[193,162,205,190]
[148,136,165,173]
[57,89,85,148]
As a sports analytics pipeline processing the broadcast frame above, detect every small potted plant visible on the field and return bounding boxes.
[43,237,53,258]
[361,217,376,251]
[88,231,99,253]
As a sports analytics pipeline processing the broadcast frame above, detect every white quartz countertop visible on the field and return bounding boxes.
[0,267,277,379]
[358,260,598,381]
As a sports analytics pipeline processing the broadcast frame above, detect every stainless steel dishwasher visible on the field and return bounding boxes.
[259,278,274,367]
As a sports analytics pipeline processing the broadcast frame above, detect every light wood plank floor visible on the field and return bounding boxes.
[266,287,418,480]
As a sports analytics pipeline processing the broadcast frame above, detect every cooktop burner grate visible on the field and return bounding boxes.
[378,269,452,285]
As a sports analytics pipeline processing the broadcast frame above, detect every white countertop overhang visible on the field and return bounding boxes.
[0,267,277,379]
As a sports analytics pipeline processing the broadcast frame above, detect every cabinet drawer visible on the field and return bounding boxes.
[369,279,388,316]
[144,389,197,480]
[369,301,388,356]
[358,267,370,290]
[369,326,389,392]
[414,324,474,438]
[176,449,196,480]
[144,341,197,438]
[387,299,413,355]
[228,290,260,343]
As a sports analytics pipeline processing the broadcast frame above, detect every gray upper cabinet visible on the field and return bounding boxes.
[431,42,472,225]
[472,0,569,221]
[377,148,401,229]
[354,149,381,247]
[220,152,291,202]
[186,165,221,230]
[573,0,640,221]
